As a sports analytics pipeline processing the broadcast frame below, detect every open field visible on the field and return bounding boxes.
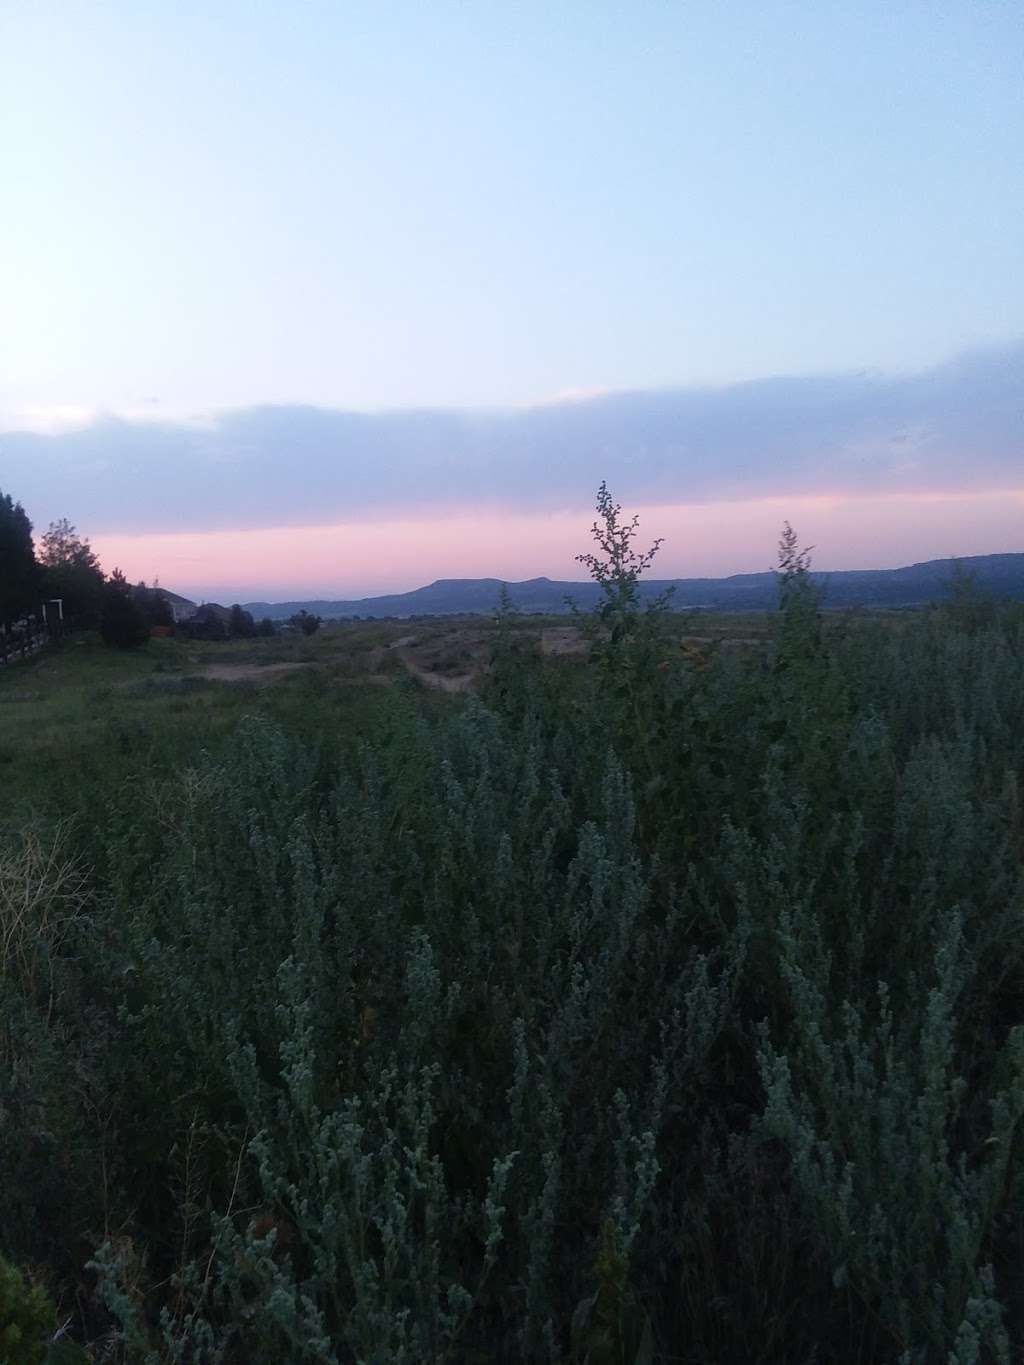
[0,609,902,821]
[3,596,1024,1363]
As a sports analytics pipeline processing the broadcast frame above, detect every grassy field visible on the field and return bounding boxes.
[0,611,740,819]
[4,596,1024,1363]
[0,624,456,823]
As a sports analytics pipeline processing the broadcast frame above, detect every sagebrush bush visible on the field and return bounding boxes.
[0,1255,56,1365]
[4,519,1024,1361]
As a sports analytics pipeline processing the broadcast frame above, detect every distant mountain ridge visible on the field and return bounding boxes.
[242,552,1024,619]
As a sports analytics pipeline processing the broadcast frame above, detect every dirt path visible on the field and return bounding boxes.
[196,662,312,684]
[395,654,477,693]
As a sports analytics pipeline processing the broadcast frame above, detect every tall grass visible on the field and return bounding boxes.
[2,587,1023,1361]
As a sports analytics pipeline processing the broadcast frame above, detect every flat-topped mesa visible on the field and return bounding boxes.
[237,553,1024,621]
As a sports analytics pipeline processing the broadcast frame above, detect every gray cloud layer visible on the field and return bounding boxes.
[3,342,1021,535]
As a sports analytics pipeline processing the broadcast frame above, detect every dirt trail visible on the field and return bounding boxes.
[196,662,312,684]
[395,654,477,694]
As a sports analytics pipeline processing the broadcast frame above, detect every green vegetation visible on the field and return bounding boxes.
[99,571,151,650]
[2,494,1023,1362]
[0,487,177,650]
[37,520,106,623]
[0,491,41,625]
[290,607,323,636]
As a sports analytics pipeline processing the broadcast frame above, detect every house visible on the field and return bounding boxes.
[182,602,233,641]
[161,591,198,624]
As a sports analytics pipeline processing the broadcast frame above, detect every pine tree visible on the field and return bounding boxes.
[0,489,41,627]
[100,569,150,648]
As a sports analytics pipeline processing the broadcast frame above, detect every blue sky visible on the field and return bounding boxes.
[1,1,1021,596]
[3,0,1021,417]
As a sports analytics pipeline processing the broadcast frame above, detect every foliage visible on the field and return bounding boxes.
[229,603,257,638]
[100,569,150,648]
[943,558,997,634]
[0,489,41,627]
[134,582,175,629]
[38,520,105,622]
[2,494,1024,1361]
[257,616,277,637]
[574,479,672,626]
[289,608,322,636]
[565,482,678,831]
[181,605,229,642]
[0,1255,56,1365]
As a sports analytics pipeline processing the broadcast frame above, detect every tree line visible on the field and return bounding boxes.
[1,486,317,649]
[1,489,160,646]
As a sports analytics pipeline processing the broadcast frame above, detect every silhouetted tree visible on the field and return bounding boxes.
[289,609,321,636]
[100,569,150,648]
[0,489,41,626]
[257,617,276,637]
[134,581,175,629]
[229,604,257,638]
[38,519,105,621]
[183,605,229,641]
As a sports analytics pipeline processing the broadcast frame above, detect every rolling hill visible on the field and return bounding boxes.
[243,552,1024,620]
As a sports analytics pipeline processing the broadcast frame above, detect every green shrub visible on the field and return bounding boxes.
[0,1256,55,1365]
[99,570,150,649]
[3,507,1024,1360]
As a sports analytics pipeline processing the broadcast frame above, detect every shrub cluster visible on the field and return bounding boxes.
[3,514,1024,1361]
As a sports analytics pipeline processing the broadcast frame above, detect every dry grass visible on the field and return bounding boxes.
[0,823,89,1000]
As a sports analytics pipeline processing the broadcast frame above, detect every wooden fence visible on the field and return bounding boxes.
[0,613,80,667]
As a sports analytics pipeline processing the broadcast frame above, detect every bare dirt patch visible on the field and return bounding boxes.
[540,627,590,658]
[398,659,477,693]
[196,662,312,685]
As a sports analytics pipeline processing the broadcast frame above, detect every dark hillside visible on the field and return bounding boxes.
[245,550,1024,618]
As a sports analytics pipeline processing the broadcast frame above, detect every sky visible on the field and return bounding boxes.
[1,1,1021,600]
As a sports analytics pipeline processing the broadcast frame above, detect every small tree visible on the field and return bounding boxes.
[288,609,321,637]
[229,604,257,639]
[100,569,150,648]
[182,606,228,641]
[257,617,277,637]
[38,519,105,621]
[133,581,175,629]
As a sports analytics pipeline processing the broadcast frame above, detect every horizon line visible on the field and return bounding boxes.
[164,548,1023,608]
